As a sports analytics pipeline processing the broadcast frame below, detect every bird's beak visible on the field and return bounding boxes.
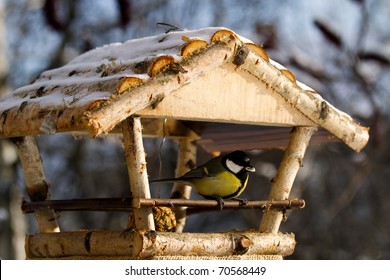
[245,166,256,172]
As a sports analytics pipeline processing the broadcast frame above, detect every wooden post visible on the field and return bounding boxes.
[12,136,59,233]
[170,139,197,232]
[259,126,316,233]
[122,117,155,230]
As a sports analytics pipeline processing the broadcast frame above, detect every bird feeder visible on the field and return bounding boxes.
[0,27,369,259]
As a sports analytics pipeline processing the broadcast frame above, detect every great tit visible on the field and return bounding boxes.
[150,150,255,208]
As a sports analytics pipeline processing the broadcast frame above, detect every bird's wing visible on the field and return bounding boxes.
[181,156,222,179]
[180,166,210,179]
[149,167,207,183]
[150,155,223,182]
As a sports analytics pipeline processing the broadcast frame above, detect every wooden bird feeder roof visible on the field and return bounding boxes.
[0,27,369,152]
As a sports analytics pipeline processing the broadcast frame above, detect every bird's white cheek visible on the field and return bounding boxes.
[225,159,244,174]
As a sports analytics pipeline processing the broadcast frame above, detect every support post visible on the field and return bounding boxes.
[122,117,155,230]
[170,139,197,232]
[12,136,59,233]
[259,126,316,233]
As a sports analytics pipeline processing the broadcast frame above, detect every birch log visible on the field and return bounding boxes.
[259,126,316,233]
[122,117,155,230]
[25,230,295,259]
[238,47,369,152]
[12,136,59,233]
[170,138,197,232]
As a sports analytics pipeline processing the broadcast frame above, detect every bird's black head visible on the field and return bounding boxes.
[223,150,255,175]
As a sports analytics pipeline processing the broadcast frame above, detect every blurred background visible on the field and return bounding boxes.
[0,0,389,259]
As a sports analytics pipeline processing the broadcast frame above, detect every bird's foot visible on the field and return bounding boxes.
[231,197,248,206]
[214,197,225,211]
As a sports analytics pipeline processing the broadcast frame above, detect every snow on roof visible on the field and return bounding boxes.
[0,27,317,110]
[0,27,369,152]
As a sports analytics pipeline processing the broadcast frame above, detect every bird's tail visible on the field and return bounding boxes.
[149,178,187,183]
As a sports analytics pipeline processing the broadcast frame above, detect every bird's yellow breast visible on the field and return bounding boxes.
[191,170,247,199]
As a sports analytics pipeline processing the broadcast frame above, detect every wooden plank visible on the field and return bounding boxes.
[138,63,316,127]
[186,122,337,152]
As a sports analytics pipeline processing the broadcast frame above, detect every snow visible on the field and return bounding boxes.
[0,27,220,111]
[296,81,316,93]
[5,27,226,95]
[67,27,224,68]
